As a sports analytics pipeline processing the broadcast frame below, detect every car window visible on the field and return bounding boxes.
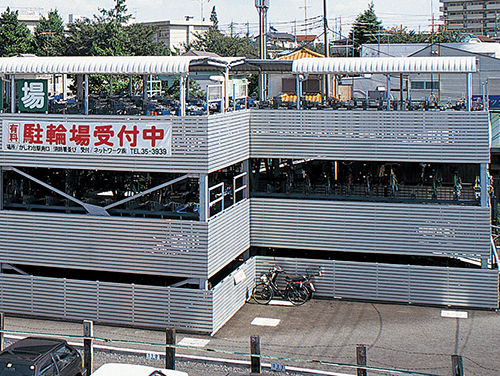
[39,360,57,376]
[52,347,77,374]
[0,362,35,376]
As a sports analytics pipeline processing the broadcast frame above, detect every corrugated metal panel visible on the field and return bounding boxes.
[250,198,491,260]
[0,55,236,75]
[208,200,250,277]
[212,258,255,333]
[249,110,490,163]
[255,256,499,309]
[0,113,249,173]
[292,56,477,74]
[0,211,209,278]
[0,275,214,333]
[208,110,250,172]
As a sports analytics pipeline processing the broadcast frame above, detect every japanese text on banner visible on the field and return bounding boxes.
[2,120,172,156]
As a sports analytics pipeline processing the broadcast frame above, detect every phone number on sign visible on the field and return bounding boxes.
[89,147,169,155]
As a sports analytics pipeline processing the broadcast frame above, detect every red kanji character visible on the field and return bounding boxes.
[94,125,114,146]
[117,125,139,147]
[46,124,67,145]
[23,123,43,144]
[69,125,91,146]
[8,123,19,143]
[143,125,164,147]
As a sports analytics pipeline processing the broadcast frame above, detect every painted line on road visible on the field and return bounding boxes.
[269,299,294,306]
[251,317,281,326]
[177,338,210,348]
[441,310,468,319]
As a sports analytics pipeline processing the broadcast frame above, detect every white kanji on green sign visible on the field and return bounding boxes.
[18,79,48,112]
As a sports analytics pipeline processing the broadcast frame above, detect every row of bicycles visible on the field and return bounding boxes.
[251,265,320,306]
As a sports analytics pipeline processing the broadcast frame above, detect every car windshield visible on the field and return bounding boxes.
[0,362,34,376]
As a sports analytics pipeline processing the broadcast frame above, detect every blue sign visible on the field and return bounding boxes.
[472,95,500,109]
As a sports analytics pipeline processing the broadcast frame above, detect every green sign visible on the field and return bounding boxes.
[18,79,48,112]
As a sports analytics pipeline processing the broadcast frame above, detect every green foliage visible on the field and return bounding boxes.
[349,2,382,56]
[65,0,169,57]
[385,27,467,44]
[0,8,34,56]
[165,77,205,99]
[188,29,259,58]
[210,6,218,30]
[34,10,65,56]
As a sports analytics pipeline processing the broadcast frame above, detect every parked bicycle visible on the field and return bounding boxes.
[252,265,313,306]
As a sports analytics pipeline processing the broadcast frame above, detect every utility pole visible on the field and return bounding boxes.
[323,0,329,100]
[255,0,269,101]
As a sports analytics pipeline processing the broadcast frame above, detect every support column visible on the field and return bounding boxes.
[480,163,488,208]
[84,74,89,115]
[143,75,148,110]
[62,74,67,100]
[242,160,250,199]
[77,75,83,101]
[224,67,229,113]
[179,74,187,117]
[466,72,472,112]
[10,76,15,114]
[109,75,113,96]
[199,173,209,222]
[0,166,3,211]
[296,75,301,110]
[386,75,391,111]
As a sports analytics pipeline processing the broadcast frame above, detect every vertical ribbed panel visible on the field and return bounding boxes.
[212,258,255,334]
[249,110,490,163]
[0,275,214,333]
[250,198,491,259]
[207,111,250,172]
[0,112,249,173]
[0,211,209,278]
[255,256,499,308]
[208,200,250,277]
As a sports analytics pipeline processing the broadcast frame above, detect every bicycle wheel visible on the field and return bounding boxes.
[285,284,310,306]
[252,283,274,305]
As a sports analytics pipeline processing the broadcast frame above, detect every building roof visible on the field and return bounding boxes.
[296,35,317,43]
[278,48,324,60]
[0,55,245,75]
[292,56,477,74]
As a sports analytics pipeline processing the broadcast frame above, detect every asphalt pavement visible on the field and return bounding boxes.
[2,298,500,376]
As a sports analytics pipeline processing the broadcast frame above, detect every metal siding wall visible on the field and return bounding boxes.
[208,200,250,277]
[250,198,491,260]
[255,256,499,308]
[212,258,255,333]
[208,111,250,172]
[0,113,249,173]
[249,110,490,163]
[0,275,214,332]
[0,211,209,278]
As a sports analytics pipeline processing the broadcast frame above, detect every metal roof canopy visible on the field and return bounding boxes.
[292,56,477,74]
[0,55,246,75]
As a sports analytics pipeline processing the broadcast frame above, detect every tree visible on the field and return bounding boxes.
[188,29,259,58]
[384,26,467,44]
[0,8,34,56]
[349,2,382,56]
[210,6,218,30]
[65,0,168,57]
[34,10,65,56]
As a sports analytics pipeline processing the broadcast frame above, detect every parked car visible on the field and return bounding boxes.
[91,363,188,376]
[0,337,85,376]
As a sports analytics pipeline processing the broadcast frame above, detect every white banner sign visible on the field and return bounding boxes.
[2,120,172,156]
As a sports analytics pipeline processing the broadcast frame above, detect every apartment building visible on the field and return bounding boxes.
[440,0,500,36]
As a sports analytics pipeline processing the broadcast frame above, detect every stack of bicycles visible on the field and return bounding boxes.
[251,265,318,306]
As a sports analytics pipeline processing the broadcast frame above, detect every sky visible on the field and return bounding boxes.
[10,0,442,39]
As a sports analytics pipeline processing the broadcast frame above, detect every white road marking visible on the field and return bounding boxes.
[269,300,293,306]
[177,338,210,347]
[251,317,281,326]
[441,310,468,319]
